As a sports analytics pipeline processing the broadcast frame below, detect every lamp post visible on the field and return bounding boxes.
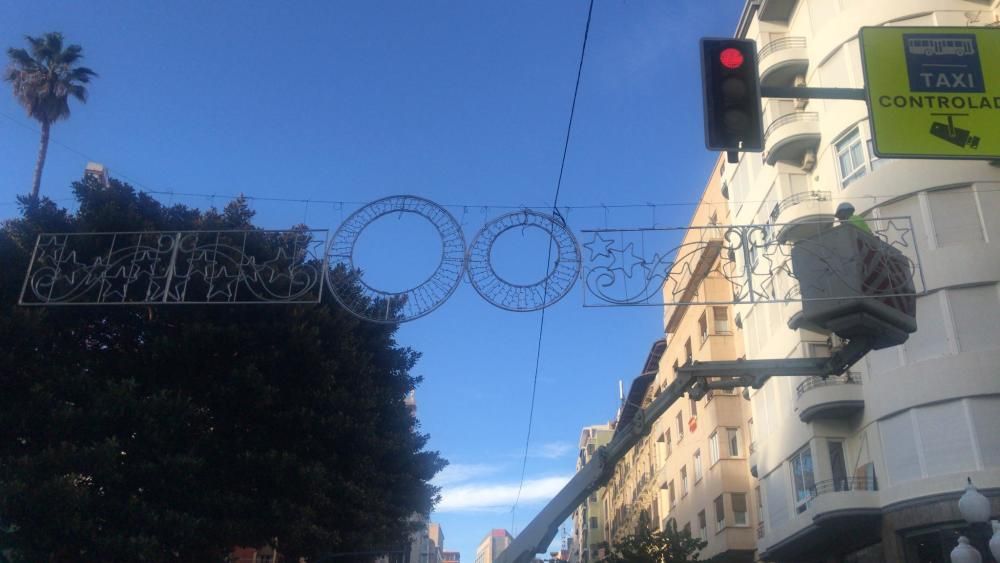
[950,478,1000,563]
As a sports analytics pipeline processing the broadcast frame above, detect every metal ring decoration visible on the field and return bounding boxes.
[466,209,581,311]
[325,195,466,323]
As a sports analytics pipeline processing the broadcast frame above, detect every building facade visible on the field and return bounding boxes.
[728,1,1000,561]
[474,529,512,563]
[569,424,614,562]
[600,158,759,562]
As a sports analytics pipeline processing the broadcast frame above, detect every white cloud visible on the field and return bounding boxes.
[432,463,502,487]
[436,475,572,512]
[531,441,574,459]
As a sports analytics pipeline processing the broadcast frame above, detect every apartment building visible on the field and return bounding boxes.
[726,1,1000,561]
[569,424,614,562]
[475,529,513,563]
[600,159,759,562]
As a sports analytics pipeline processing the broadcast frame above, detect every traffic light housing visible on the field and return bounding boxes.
[700,38,764,154]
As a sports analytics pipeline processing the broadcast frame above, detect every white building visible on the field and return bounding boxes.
[725,1,1000,561]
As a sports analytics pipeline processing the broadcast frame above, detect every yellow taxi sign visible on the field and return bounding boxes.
[860,26,1000,159]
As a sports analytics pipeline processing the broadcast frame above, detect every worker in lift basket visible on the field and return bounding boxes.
[835,202,872,234]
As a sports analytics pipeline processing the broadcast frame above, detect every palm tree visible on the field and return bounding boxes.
[4,32,97,201]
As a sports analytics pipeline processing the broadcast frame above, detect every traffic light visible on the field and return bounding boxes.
[700,38,764,155]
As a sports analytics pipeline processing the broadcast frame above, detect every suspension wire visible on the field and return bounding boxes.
[512,0,595,534]
[8,107,989,215]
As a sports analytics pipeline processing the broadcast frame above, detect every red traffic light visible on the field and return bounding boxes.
[719,47,744,69]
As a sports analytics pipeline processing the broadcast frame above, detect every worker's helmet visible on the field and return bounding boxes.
[835,202,855,221]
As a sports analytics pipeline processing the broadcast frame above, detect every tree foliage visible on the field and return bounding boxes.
[600,511,708,563]
[0,178,446,562]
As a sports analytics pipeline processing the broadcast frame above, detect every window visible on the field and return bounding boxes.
[732,493,748,525]
[590,516,598,529]
[587,443,595,455]
[683,522,692,537]
[836,128,866,187]
[829,441,849,491]
[728,428,741,457]
[713,307,729,333]
[714,495,726,532]
[684,339,693,364]
[681,466,689,496]
[665,429,672,457]
[699,312,708,343]
[694,450,703,481]
[690,397,698,417]
[590,493,597,503]
[790,445,816,513]
[676,411,684,442]
[669,480,676,507]
[709,432,720,464]
[928,187,985,246]
[698,510,708,542]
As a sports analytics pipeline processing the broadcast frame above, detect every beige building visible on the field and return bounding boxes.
[601,158,759,562]
[569,424,614,562]
[475,529,512,563]
[725,1,1000,561]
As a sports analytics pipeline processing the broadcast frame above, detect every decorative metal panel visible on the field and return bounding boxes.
[581,217,923,308]
[19,229,328,305]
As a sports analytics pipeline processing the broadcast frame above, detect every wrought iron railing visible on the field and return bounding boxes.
[749,441,757,454]
[759,36,807,60]
[796,373,861,398]
[757,520,766,539]
[808,476,878,497]
[763,111,819,142]
[769,190,832,223]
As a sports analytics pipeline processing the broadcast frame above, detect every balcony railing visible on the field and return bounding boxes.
[757,520,765,539]
[764,111,819,143]
[759,36,807,60]
[769,190,832,223]
[795,373,861,399]
[808,476,878,498]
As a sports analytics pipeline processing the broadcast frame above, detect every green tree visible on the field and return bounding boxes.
[4,32,97,201]
[0,178,446,561]
[600,512,707,563]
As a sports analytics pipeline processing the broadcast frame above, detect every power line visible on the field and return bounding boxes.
[512,0,595,534]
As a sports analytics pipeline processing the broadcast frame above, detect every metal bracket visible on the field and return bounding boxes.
[760,86,866,100]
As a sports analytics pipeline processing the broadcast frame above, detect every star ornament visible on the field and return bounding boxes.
[610,242,648,280]
[583,232,615,261]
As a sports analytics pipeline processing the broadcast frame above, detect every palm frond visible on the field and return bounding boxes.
[68,84,87,102]
[5,47,40,72]
[69,66,97,82]
[58,44,83,65]
[43,32,64,62]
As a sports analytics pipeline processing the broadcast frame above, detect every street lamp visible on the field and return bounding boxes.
[950,478,1000,563]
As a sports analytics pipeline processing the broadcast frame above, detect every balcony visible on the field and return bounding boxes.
[758,37,808,87]
[748,440,760,478]
[763,100,820,166]
[758,0,798,22]
[760,477,880,561]
[795,374,864,423]
[769,190,833,243]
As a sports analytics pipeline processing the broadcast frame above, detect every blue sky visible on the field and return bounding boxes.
[1,1,744,559]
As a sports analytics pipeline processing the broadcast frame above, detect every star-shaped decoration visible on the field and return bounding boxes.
[583,232,615,261]
[610,242,647,280]
[875,219,911,249]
